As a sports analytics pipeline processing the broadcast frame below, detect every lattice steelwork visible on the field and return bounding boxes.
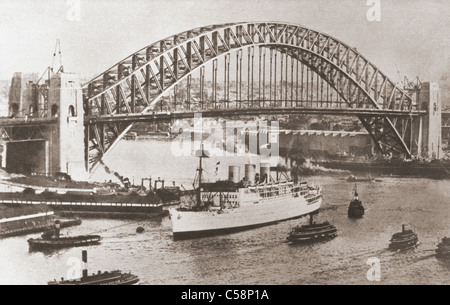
[83,22,422,172]
[0,125,50,142]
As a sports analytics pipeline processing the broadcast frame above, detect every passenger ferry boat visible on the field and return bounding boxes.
[168,148,322,240]
[389,224,419,251]
[287,215,337,244]
[435,236,450,259]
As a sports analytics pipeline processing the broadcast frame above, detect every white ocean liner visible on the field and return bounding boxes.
[169,151,322,239]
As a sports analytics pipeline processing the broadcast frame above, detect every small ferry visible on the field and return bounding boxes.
[168,146,322,240]
[389,224,419,251]
[435,237,450,259]
[348,185,364,219]
[48,250,139,285]
[287,215,337,244]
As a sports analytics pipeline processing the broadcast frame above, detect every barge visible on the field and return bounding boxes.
[0,188,166,218]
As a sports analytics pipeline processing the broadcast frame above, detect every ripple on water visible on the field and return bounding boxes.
[2,141,450,284]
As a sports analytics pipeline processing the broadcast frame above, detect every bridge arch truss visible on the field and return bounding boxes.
[84,22,421,173]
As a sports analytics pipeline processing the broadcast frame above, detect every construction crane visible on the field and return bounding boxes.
[396,67,422,91]
[51,39,64,74]
[402,76,422,91]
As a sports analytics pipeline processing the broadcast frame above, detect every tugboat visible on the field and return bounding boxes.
[48,250,140,285]
[389,224,419,251]
[348,184,364,219]
[435,236,450,259]
[286,214,337,244]
[28,220,101,250]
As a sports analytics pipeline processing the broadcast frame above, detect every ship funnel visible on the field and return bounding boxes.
[245,164,256,185]
[260,163,271,183]
[82,250,88,279]
[228,166,240,183]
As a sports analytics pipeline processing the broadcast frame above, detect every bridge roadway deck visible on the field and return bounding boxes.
[84,108,426,125]
[0,108,428,127]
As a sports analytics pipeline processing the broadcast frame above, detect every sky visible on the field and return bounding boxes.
[0,0,449,84]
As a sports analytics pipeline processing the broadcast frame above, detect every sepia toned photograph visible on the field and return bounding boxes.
[0,0,449,289]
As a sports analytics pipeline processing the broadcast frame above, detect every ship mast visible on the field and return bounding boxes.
[196,144,205,206]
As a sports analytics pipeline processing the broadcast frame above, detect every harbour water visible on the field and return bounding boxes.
[1,140,450,285]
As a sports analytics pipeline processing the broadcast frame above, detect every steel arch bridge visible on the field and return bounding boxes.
[83,22,424,173]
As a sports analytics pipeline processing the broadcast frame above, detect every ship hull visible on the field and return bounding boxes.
[28,235,102,250]
[287,232,337,244]
[48,272,140,285]
[348,208,364,219]
[436,249,450,259]
[389,237,418,251]
[169,196,322,240]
